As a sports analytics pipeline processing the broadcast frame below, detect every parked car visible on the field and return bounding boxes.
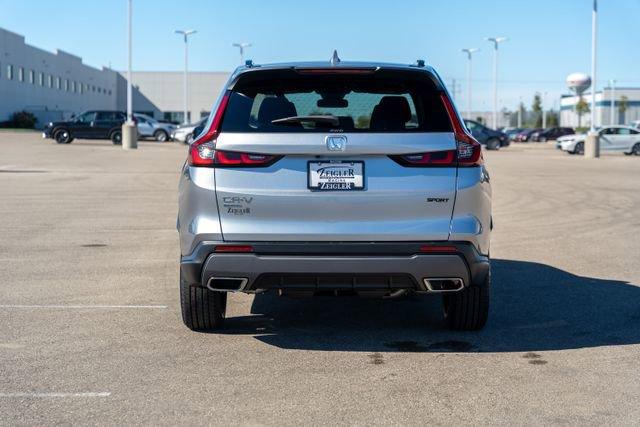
[42,111,127,144]
[171,118,207,144]
[177,59,492,332]
[464,120,509,149]
[558,126,640,155]
[530,127,574,142]
[513,128,541,142]
[134,113,176,142]
[504,127,524,141]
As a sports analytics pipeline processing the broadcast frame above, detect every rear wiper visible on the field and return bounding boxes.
[271,115,340,126]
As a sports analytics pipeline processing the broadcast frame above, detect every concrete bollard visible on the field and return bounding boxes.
[122,122,138,150]
[584,131,599,158]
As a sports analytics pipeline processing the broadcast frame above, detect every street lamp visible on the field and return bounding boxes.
[486,36,508,129]
[122,0,137,150]
[586,0,600,158]
[232,42,252,65]
[542,91,548,129]
[175,29,197,124]
[461,48,479,120]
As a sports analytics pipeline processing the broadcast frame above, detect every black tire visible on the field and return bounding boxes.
[180,272,227,331]
[573,142,584,155]
[632,143,640,156]
[154,130,168,142]
[54,129,72,144]
[486,138,500,150]
[184,133,194,145]
[110,131,122,145]
[443,270,490,331]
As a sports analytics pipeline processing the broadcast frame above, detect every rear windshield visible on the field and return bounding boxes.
[220,70,452,133]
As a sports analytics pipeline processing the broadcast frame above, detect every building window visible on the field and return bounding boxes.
[47,75,52,88]
[38,72,44,86]
[71,81,76,92]
[18,67,24,82]
[64,79,69,91]
[79,83,83,94]
[7,64,13,80]
[28,70,34,84]
[55,76,60,89]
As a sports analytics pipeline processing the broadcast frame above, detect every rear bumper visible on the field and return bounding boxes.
[180,242,490,293]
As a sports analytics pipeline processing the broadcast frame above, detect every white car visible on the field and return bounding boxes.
[558,126,640,155]
[171,118,206,144]
[134,113,176,142]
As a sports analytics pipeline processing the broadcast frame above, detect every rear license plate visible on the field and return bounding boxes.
[308,161,364,191]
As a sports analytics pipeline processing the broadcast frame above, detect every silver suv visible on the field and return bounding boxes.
[177,59,492,331]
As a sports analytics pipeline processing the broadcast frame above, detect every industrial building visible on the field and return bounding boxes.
[0,27,229,128]
[560,87,640,128]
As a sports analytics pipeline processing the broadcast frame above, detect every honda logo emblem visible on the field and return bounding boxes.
[325,135,347,151]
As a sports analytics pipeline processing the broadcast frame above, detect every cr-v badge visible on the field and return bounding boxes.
[325,135,347,151]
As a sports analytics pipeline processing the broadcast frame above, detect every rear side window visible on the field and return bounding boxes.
[220,70,451,133]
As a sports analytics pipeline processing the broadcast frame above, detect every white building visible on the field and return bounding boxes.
[560,87,640,128]
[115,71,229,124]
[0,27,118,126]
[1,27,230,127]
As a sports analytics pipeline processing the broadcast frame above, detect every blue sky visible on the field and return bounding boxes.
[2,0,640,110]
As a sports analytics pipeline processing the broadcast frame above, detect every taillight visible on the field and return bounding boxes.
[189,92,282,168]
[440,93,483,167]
[213,150,281,167]
[389,150,456,167]
[188,92,230,167]
[419,244,458,253]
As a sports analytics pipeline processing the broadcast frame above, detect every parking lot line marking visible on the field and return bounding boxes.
[0,305,167,309]
[0,392,111,398]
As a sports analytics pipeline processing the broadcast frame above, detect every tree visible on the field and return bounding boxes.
[618,95,629,124]
[575,97,590,128]
[546,109,559,127]
[531,93,543,127]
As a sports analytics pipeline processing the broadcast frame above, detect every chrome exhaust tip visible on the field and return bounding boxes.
[423,278,464,292]
[206,277,248,292]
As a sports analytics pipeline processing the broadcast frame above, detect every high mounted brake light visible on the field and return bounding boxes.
[294,67,377,75]
[188,91,281,168]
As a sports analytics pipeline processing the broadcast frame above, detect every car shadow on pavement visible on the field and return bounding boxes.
[219,259,640,353]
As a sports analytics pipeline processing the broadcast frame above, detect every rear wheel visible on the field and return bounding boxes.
[632,143,640,156]
[54,129,72,144]
[110,131,122,145]
[180,272,227,331]
[443,270,490,331]
[154,130,168,142]
[486,138,500,150]
[573,142,584,155]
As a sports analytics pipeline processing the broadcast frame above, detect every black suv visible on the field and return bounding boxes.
[43,111,127,144]
[464,120,509,150]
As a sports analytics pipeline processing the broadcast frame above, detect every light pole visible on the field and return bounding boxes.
[542,91,548,129]
[486,37,508,129]
[461,48,479,120]
[585,0,600,158]
[609,79,616,125]
[122,0,137,149]
[518,96,522,128]
[175,29,196,124]
[232,42,252,65]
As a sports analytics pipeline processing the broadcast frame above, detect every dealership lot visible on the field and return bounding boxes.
[1,132,639,425]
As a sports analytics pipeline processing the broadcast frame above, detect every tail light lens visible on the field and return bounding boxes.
[189,92,281,168]
[440,93,483,167]
[389,94,482,168]
[214,245,254,253]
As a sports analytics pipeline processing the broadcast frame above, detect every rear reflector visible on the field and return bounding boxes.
[389,150,456,167]
[419,245,458,253]
[214,245,254,253]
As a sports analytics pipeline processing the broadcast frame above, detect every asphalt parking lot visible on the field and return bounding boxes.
[1,132,639,425]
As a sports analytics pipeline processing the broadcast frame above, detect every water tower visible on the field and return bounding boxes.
[566,72,591,96]
[566,73,592,128]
